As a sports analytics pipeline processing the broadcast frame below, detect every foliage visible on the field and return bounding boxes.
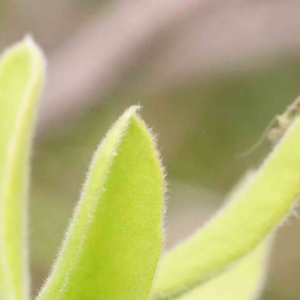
[1,38,300,300]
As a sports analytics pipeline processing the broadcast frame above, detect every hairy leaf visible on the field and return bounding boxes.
[0,37,45,300]
[177,238,271,300]
[153,115,300,300]
[37,106,165,300]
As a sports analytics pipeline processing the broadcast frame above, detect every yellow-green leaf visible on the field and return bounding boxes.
[37,106,165,300]
[177,238,271,300]
[153,114,300,300]
[0,37,45,300]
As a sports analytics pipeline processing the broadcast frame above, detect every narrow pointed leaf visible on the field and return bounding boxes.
[0,38,45,300]
[153,114,300,300]
[177,238,271,300]
[37,106,165,300]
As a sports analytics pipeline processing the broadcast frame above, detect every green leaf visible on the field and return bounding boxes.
[153,114,300,300]
[176,238,271,300]
[0,37,45,300]
[37,106,165,300]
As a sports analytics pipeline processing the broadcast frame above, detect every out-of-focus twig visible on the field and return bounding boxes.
[147,1,300,91]
[39,0,207,132]
[39,0,300,132]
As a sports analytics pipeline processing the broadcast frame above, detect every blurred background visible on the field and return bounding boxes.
[2,0,300,299]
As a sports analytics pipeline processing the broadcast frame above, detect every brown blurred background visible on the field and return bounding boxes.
[2,0,300,299]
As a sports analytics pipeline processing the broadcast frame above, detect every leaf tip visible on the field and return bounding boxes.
[124,104,142,118]
[23,34,46,68]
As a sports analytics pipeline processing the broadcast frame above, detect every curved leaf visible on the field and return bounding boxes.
[153,114,300,299]
[177,238,271,300]
[0,37,45,300]
[37,106,165,300]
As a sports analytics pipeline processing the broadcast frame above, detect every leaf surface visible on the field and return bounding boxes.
[0,37,45,300]
[177,239,271,300]
[153,115,300,300]
[37,106,165,300]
